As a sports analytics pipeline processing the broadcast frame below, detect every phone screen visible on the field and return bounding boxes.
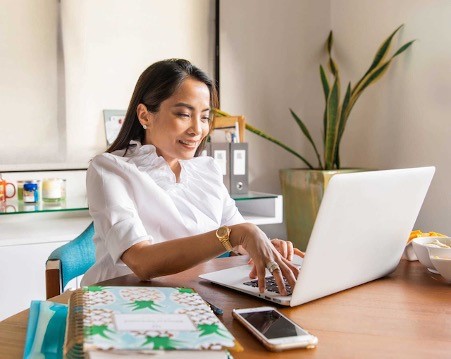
[240,310,308,339]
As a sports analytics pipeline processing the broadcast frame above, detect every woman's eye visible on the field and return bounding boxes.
[201,116,210,123]
[177,113,190,118]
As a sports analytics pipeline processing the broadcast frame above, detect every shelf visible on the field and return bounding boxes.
[1,190,282,225]
[1,191,280,216]
[231,191,278,201]
[0,163,88,172]
[234,192,283,225]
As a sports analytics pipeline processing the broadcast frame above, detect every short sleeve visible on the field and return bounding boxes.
[87,155,152,264]
[221,193,246,226]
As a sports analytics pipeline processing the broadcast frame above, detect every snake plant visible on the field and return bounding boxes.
[215,25,414,170]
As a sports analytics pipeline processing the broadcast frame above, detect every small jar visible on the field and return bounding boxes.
[21,203,39,212]
[17,180,24,201]
[23,182,39,203]
[42,178,65,202]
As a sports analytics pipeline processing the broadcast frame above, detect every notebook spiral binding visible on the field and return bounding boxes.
[64,289,86,359]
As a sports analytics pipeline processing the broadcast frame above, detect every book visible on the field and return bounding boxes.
[64,286,241,358]
[24,301,68,359]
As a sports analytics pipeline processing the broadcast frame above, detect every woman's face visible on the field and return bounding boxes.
[140,77,211,170]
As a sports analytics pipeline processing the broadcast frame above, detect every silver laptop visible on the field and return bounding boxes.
[200,167,435,306]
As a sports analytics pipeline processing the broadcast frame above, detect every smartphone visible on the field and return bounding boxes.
[232,306,318,351]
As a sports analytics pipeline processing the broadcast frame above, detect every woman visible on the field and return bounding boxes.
[82,59,300,295]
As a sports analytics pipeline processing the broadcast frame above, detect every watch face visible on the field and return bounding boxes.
[217,226,229,238]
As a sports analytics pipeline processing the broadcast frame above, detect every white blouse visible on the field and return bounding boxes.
[81,141,245,285]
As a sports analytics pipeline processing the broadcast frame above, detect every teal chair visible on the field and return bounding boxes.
[45,222,95,299]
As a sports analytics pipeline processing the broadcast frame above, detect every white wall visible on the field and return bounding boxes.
[331,0,451,234]
[221,0,451,236]
[0,0,59,165]
[220,0,331,237]
[62,0,215,164]
[0,0,215,169]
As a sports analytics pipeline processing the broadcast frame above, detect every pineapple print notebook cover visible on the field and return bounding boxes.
[64,286,242,358]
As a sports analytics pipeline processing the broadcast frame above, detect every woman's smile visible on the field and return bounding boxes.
[178,139,200,148]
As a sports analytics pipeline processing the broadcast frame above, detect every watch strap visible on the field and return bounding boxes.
[216,226,233,251]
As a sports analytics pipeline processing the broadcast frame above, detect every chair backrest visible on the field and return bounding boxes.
[45,222,95,298]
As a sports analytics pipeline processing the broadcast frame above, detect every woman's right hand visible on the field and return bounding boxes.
[230,223,300,296]
[247,238,304,281]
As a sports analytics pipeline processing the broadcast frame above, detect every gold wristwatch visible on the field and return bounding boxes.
[216,226,233,251]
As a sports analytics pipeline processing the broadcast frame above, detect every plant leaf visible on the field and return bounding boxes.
[245,123,315,169]
[345,61,390,120]
[392,40,415,58]
[334,82,352,168]
[329,57,338,77]
[214,108,316,168]
[326,31,339,78]
[324,78,340,169]
[358,62,391,93]
[319,65,330,99]
[289,109,323,168]
[212,108,229,117]
[325,30,340,154]
[352,25,404,95]
[327,31,333,54]
[370,24,404,66]
[334,148,340,169]
[322,106,328,144]
[337,82,352,142]
[346,39,413,119]
[320,65,329,142]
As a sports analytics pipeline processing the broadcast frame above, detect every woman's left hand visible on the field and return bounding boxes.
[248,239,304,279]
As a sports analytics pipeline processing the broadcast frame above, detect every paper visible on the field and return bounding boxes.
[114,314,196,332]
[105,115,125,145]
[233,149,246,175]
[214,150,228,175]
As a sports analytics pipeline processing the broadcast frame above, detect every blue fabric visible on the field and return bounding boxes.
[23,301,67,359]
[217,251,232,258]
[47,222,95,288]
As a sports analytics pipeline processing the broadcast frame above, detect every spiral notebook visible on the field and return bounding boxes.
[64,286,241,359]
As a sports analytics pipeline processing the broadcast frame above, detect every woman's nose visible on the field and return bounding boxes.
[189,117,202,135]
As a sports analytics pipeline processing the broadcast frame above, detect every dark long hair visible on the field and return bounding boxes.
[107,59,218,156]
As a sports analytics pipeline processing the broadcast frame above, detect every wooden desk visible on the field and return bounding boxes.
[1,257,450,358]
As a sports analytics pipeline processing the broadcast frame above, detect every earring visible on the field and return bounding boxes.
[143,124,147,130]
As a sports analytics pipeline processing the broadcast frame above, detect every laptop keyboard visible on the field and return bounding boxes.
[243,276,293,295]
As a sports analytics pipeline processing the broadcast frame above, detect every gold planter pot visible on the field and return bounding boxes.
[279,169,363,251]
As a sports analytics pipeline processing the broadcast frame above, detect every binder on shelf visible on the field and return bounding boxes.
[211,142,230,191]
[229,142,248,195]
